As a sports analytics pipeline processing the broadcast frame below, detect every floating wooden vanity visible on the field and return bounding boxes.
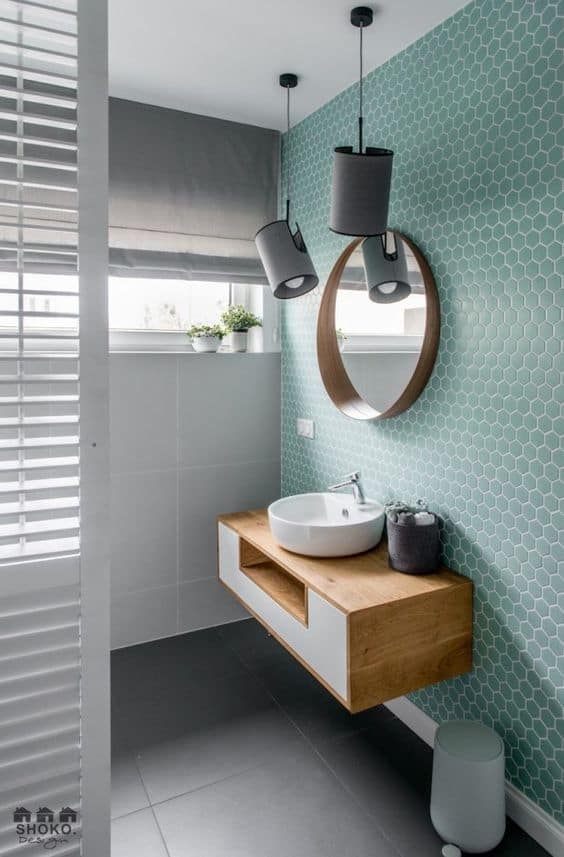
[218,509,473,713]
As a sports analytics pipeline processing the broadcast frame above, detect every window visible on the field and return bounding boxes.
[108,278,230,331]
[336,290,426,338]
[0,275,231,333]
[0,273,78,332]
[0,275,269,351]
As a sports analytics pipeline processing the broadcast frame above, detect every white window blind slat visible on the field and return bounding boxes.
[0,495,78,514]
[0,74,77,101]
[0,706,78,754]
[0,773,79,821]
[0,842,80,857]
[0,535,79,558]
[0,622,78,660]
[0,727,79,774]
[0,515,78,537]
[0,415,78,427]
[0,374,77,382]
[0,0,77,20]
[0,55,76,83]
[0,436,79,449]
[0,332,78,340]
[0,193,76,208]
[0,745,79,794]
[0,475,78,492]
[0,455,78,469]
[0,639,78,674]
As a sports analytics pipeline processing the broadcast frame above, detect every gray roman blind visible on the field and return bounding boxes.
[109,97,279,284]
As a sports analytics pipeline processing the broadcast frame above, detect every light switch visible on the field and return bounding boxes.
[297,418,315,439]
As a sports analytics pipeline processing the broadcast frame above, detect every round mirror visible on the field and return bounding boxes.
[317,232,440,420]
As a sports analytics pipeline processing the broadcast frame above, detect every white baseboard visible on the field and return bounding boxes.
[384,696,563,857]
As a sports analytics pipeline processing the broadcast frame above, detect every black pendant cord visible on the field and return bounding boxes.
[358,21,363,154]
[286,83,291,223]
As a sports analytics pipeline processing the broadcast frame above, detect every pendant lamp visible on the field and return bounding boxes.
[255,74,318,299]
[330,7,393,237]
[363,232,411,303]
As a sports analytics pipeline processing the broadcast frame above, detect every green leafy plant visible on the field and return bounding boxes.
[186,323,225,340]
[220,305,262,332]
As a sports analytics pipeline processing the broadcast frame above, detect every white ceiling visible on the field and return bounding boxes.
[109,0,471,131]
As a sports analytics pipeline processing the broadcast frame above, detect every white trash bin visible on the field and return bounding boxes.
[431,720,505,856]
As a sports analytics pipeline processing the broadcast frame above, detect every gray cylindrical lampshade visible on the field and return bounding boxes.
[363,233,411,303]
[255,219,318,299]
[330,147,393,237]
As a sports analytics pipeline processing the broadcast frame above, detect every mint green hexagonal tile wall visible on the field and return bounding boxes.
[280,0,562,822]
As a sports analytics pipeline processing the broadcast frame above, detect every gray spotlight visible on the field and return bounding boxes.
[363,233,411,303]
[330,7,394,237]
[331,146,393,236]
[255,73,318,299]
[255,219,318,299]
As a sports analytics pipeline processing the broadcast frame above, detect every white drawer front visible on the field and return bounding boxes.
[218,524,348,701]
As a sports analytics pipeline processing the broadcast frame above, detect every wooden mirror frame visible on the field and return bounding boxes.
[317,233,440,420]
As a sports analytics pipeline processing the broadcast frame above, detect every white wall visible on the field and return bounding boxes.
[109,352,280,648]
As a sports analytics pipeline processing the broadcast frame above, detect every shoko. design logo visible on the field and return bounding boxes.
[11,806,79,850]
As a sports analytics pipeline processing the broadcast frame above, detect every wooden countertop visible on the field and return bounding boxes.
[218,508,470,615]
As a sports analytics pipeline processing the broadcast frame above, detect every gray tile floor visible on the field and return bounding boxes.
[111,619,548,857]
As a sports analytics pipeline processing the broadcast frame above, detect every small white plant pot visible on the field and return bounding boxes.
[227,331,248,352]
[191,335,222,353]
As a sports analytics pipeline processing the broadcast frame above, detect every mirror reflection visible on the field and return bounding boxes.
[335,232,428,414]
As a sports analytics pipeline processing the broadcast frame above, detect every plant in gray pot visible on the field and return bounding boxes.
[220,305,262,352]
[385,499,441,574]
[187,323,225,353]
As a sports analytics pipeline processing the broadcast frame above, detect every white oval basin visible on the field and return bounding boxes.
[268,493,385,558]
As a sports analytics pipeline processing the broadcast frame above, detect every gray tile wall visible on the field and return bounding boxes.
[109,353,281,648]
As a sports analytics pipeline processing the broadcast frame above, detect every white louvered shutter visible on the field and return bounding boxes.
[0,1,109,855]
[0,0,79,561]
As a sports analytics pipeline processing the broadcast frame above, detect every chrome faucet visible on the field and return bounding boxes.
[328,471,366,505]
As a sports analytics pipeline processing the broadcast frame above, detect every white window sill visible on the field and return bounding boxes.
[109,349,280,356]
[109,329,280,353]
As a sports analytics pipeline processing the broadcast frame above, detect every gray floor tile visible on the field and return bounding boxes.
[217,617,295,672]
[489,819,550,856]
[259,657,391,746]
[137,695,307,804]
[111,808,168,857]
[316,719,443,856]
[111,624,549,857]
[220,620,393,746]
[154,751,401,857]
[112,626,246,707]
[111,754,149,820]
[112,705,133,758]
[119,668,281,751]
[317,718,549,857]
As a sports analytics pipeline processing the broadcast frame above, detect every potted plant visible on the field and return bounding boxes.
[220,305,262,352]
[187,323,225,353]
